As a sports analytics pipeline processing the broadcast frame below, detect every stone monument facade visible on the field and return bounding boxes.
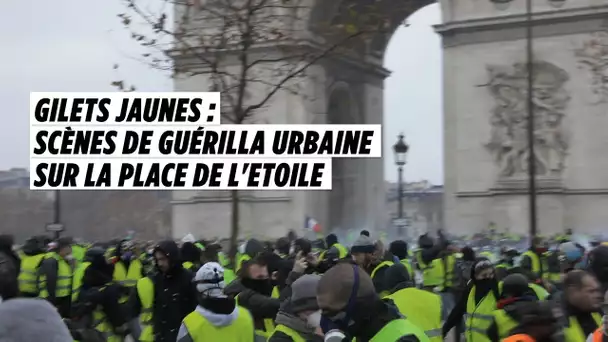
[438,0,608,235]
[171,0,435,240]
[172,0,608,239]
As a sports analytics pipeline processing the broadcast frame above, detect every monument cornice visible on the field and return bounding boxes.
[455,188,608,198]
[171,195,292,204]
[435,5,608,47]
[171,39,390,80]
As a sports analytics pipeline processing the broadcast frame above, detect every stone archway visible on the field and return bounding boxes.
[311,0,435,234]
[326,83,361,231]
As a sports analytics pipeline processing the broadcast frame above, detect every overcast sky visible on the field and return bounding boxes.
[0,1,442,185]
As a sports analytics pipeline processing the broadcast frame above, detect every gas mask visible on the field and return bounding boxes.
[321,265,360,341]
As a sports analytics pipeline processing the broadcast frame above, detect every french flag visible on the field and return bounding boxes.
[305,216,321,233]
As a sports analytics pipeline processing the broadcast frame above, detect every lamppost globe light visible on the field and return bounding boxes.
[490,0,513,11]
[393,133,409,166]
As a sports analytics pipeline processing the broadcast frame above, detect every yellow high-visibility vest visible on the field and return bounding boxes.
[38,252,72,298]
[384,287,442,342]
[182,307,254,342]
[18,253,46,295]
[137,277,154,342]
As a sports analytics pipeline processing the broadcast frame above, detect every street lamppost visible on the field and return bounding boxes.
[53,190,62,239]
[393,133,409,237]
[489,0,566,239]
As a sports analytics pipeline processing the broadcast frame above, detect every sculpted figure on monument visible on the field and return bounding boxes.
[576,31,608,103]
[485,61,570,178]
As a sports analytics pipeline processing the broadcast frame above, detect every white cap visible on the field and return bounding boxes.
[194,262,226,298]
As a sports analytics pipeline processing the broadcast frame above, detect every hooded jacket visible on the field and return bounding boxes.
[442,260,500,337]
[73,253,127,331]
[224,276,281,331]
[130,240,197,342]
[0,235,20,275]
[486,297,538,342]
[0,298,73,342]
[269,274,324,342]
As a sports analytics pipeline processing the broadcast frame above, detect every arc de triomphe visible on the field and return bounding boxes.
[172,0,608,239]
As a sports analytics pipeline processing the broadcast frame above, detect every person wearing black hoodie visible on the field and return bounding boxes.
[486,273,540,341]
[68,248,129,341]
[0,234,20,275]
[224,252,282,339]
[442,259,501,340]
[130,240,198,342]
[414,233,446,291]
[587,245,608,295]
[181,242,202,272]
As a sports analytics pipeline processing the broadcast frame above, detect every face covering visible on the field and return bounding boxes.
[122,251,133,260]
[241,278,273,296]
[476,278,495,289]
[65,254,74,261]
[307,310,322,328]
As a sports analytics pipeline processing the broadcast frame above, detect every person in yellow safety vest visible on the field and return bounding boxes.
[501,301,562,342]
[496,247,519,280]
[486,273,542,341]
[181,242,202,272]
[442,259,501,342]
[320,234,348,261]
[69,250,129,342]
[441,242,459,293]
[236,238,265,273]
[224,252,281,340]
[382,263,444,342]
[350,235,394,295]
[388,240,416,281]
[112,240,144,288]
[38,237,74,318]
[268,274,325,342]
[130,240,198,342]
[317,263,430,342]
[543,249,562,285]
[17,236,47,297]
[71,242,86,266]
[559,270,603,342]
[176,262,255,342]
[521,237,550,280]
[415,233,446,292]
[72,248,107,302]
[0,249,75,341]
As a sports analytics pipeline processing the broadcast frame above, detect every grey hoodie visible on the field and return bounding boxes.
[0,298,73,342]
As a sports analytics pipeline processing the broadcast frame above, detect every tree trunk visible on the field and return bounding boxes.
[229,189,239,263]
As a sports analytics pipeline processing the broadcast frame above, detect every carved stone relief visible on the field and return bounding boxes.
[484,61,570,179]
[576,31,608,103]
